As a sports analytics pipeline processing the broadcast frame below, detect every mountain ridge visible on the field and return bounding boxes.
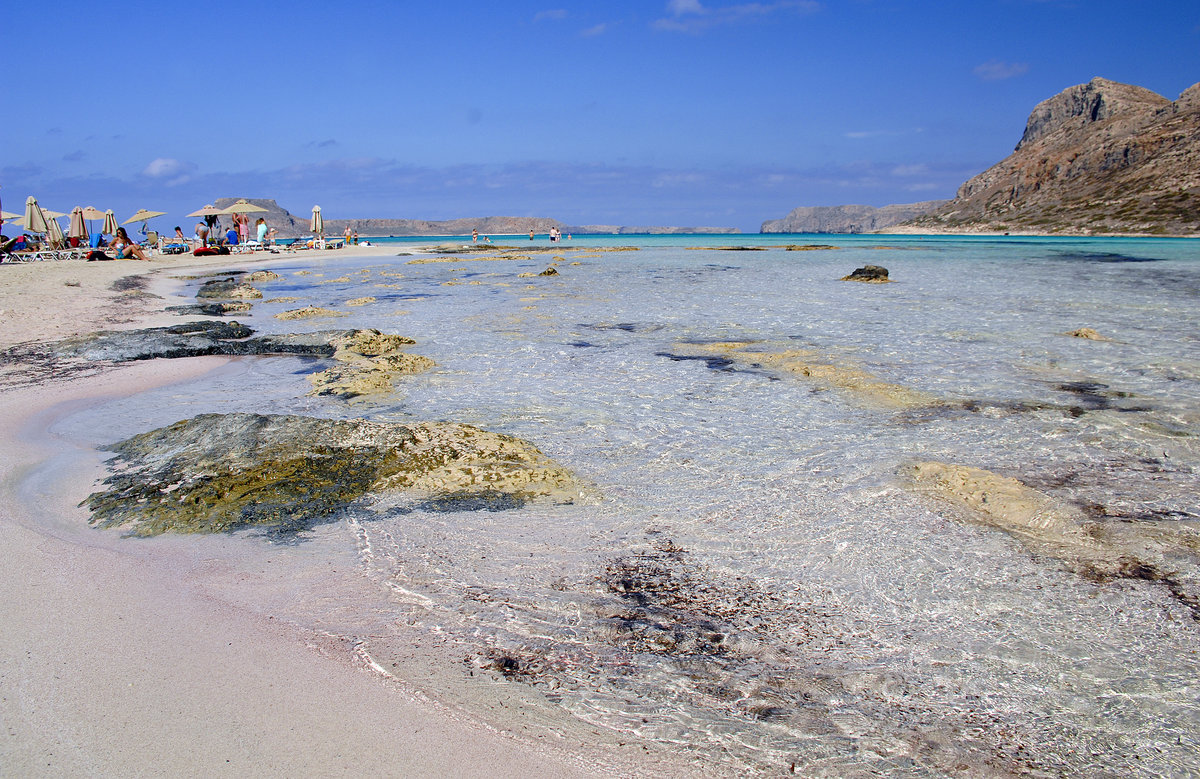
[897,77,1200,235]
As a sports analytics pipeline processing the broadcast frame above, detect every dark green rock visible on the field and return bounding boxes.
[82,412,586,536]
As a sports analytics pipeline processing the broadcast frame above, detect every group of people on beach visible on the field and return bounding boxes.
[194,214,272,248]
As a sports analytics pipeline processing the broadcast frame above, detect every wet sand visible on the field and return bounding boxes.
[0,248,611,776]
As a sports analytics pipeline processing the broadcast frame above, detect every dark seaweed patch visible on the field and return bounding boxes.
[656,352,738,371]
[1051,251,1164,263]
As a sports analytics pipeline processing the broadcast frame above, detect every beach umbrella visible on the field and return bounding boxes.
[124,208,166,239]
[220,199,267,215]
[44,212,65,247]
[188,203,224,238]
[102,209,118,236]
[23,196,49,235]
[124,209,166,225]
[68,206,89,242]
[222,199,267,241]
[187,204,224,218]
[310,205,323,237]
[78,206,106,238]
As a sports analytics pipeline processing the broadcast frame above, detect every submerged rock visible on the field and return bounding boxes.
[47,322,401,363]
[244,270,282,282]
[309,329,433,398]
[83,413,588,536]
[275,306,347,320]
[669,341,941,410]
[905,461,1200,614]
[196,278,263,299]
[166,301,254,317]
[1064,327,1112,341]
[840,265,890,283]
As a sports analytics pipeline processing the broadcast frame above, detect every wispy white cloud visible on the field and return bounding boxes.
[141,157,197,186]
[581,23,609,37]
[653,0,818,32]
[973,60,1030,81]
[533,9,567,22]
[844,128,924,140]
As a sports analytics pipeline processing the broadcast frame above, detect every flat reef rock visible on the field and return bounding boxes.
[45,321,367,363]
[196,278,263,300]
[83,413,589,536]
[309,329,434,398]
[669,341,940,410]
[905,461,1200,613]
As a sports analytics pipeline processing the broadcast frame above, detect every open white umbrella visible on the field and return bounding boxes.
[68,206,89,243]
[23,196,49,235]
[188,204,225,242]
[124,208,166,225]
[124,209,166,240]
[77,206,106,237]
[187,204,224,218]
[220,199,267,215]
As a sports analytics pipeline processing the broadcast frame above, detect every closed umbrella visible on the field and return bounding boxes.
[68,206,89,243]
[310,205,323,237]
[102,209,118,236]
[44,212,65,248]
[23,196,50,235]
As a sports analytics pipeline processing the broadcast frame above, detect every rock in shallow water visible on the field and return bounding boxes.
[83,413,589,536]
[839,265,890,283]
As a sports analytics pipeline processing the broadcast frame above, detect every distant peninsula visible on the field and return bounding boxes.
[760,201,948,234]
[211,199,736,239]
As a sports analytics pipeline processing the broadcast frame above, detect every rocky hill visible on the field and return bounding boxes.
[760,200,948,233]
[899,77,1200,235]
[212,198,309,238]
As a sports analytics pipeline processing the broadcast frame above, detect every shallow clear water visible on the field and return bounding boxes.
[52,235,1200,775]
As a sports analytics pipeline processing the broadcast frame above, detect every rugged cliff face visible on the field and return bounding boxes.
[760,201,949,233]
[902,78,1200,235]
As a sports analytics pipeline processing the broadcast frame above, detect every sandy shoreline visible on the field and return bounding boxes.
[0,248,615,776]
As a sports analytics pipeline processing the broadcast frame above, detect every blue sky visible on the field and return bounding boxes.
[3,0,1198,231]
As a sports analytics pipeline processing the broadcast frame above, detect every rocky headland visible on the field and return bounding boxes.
[898,77,1200,235]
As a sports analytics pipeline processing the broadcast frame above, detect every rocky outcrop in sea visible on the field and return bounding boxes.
[83,413,588,536]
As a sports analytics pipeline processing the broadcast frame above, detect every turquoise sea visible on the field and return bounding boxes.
[38,234,1200,775]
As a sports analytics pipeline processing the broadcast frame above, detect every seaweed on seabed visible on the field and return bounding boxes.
[82,441,403,537]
